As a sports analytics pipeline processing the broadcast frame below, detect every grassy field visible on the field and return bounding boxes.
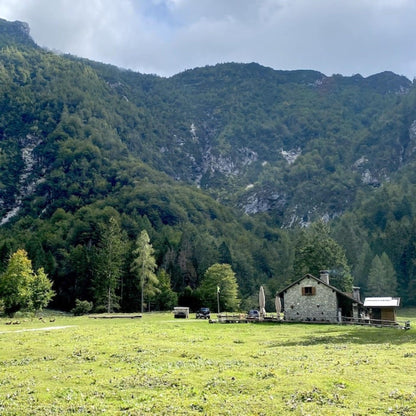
[0,310,415,415]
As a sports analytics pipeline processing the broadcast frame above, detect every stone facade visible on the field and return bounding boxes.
[282,276,339,323]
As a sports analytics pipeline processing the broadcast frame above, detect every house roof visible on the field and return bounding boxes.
[277,273,363,305]
[363,297,400,308]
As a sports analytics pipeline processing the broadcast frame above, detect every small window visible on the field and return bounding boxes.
[302,286,316,296]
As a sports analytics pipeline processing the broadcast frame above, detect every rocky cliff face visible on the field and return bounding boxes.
[405,120,416,160]
[0,18,35,48]
[0,135,44,225]
[1,18,416,228]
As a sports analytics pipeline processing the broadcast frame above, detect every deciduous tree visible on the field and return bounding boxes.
[0,249,54,316]
[29,267,54,313]
[199,263,240,312]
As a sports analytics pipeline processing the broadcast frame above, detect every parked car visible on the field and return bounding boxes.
[246,309,259,319]
[196,307,211,319]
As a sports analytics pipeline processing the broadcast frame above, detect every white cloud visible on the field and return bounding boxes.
[0,0,415,79]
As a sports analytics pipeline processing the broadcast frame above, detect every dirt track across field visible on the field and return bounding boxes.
[0,325,75,334]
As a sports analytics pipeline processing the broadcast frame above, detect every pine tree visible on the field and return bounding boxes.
[92,217,126,313]
[154,269,177,311]
[380,252,397,295]
[367,255,384,296]
[354,242,374,293]
[131,230,158,313]
[293,220,353,292]
[367,252,397,296]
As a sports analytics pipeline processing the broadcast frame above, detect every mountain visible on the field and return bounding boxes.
[0,18,36,49]
[86,60,414,226]
[1,18,416,308]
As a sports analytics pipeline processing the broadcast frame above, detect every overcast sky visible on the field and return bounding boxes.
[1,0,415,79]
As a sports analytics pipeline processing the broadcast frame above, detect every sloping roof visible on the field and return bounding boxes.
[364,297,400,308]
[277,274,363,305]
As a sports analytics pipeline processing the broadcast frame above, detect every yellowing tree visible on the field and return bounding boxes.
[131,230,158,313]
[0,249,54,316]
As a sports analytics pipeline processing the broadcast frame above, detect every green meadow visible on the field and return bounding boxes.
[0,311,415,415]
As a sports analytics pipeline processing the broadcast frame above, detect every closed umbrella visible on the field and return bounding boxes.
[259,285,266,319]
[275,295,281,320]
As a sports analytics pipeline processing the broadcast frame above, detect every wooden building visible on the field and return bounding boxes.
[363,297,400,323]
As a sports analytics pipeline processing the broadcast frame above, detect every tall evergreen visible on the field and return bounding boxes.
[92,217,126,313]
[131,230,158,313]
[293,221,353,292]
[367,253,397,297]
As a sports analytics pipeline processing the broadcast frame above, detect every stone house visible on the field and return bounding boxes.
[277,271,362,323]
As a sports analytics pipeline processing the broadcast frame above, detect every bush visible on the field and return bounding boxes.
[71,299,93,316]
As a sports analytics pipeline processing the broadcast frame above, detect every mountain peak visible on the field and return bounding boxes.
[0,18,36,48]
[364,71,411,93]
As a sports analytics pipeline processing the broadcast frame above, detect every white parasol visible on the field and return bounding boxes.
[259,285,266,319]
[275,295,281,320]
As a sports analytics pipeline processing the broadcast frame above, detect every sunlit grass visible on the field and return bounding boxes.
[0,311,415,415]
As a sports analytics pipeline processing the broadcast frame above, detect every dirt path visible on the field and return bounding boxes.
[0,325,75,334]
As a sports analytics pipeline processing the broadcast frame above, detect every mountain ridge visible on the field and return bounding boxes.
[1,17,415,226]
[1,18,416,307]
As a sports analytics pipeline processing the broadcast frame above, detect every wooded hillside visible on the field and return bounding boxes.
[1,18,416,310]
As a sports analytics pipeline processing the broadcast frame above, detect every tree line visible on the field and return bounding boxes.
[0,216,241,316]
[4,213,391,317]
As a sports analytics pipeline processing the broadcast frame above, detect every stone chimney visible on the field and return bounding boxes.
[352,286,361,302]
[320,270,330,284]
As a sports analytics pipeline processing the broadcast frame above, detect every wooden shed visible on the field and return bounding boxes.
[363,297,400,323]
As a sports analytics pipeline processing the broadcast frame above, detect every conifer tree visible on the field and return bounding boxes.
[131,230,158,313]
[367,252,397,296]
[293,221,353,292]
[154,269,177,310]
[93,217,126,313]
[367,255,383,296]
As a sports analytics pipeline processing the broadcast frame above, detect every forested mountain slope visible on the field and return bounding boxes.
[87,59,415,227]
[1,18,416,309]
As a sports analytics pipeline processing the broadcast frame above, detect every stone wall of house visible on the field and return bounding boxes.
[283,277,338,322]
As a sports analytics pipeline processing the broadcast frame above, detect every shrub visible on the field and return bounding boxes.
[71,299,93,316]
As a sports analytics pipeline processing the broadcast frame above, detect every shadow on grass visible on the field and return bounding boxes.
[268,325,416,347]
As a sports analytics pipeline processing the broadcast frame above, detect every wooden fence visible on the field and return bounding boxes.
[341,316,411,330]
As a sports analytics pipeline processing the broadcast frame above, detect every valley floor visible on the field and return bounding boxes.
[0,310,415,415]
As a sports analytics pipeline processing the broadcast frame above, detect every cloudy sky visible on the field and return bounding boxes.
[0,0,415,79]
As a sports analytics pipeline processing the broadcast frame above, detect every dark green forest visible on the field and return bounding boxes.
[1,18,416,312]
